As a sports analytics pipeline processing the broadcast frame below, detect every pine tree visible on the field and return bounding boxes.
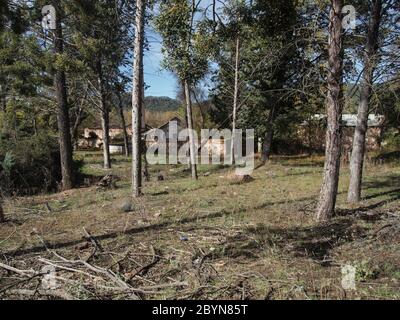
[155,0,213,180]
[316,0,344,222]
[52,0,75,189]
[348,0,383,203]
[132,0,146,197]
[68,0,131,169]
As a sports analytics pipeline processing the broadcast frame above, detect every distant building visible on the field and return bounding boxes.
[79,116,227,158]
[144,117,229,159]
[144,117,184,147]
[299,114,384,154]
[78,124,151,153]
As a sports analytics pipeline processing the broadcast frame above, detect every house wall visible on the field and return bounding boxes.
[202,139,226,159]
[298,125,382,154]
[110,145,125,154]
[83,128,129,140]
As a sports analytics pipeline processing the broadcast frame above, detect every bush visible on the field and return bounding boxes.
[383,130,400,150]
[0,133,82,195]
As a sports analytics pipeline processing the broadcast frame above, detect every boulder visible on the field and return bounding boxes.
[226,172,255,185]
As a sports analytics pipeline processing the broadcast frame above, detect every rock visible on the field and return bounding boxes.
[226,173,255,185]
[116,199,134,213]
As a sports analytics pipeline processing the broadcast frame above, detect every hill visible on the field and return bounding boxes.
[119,94,180,112]
[144,96,181,112]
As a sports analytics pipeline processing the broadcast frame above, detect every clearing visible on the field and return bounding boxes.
[0,154,399,300]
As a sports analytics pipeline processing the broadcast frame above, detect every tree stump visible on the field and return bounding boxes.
[97,174,120,190]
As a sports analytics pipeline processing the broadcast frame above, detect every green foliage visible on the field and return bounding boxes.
[0,151,14,174]
[383,131,400,150]
[144,96,180,112]
[0,133,82,195]
[155,0,214,84]
[210,0,302,140]
[355,260,379,282]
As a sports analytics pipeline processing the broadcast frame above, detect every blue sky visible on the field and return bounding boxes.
[143,31,177,98]
[142,0,218,99]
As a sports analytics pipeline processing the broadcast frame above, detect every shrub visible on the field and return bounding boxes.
[0,133,82,195]
[383,131,400,150]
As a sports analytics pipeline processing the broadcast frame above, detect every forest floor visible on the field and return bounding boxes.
[0,153,399,300]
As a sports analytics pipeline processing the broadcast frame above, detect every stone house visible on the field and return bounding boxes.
[299,114,384,154]
[79,116,227,157]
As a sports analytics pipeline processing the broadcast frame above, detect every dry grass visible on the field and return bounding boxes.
[0,153,399,300]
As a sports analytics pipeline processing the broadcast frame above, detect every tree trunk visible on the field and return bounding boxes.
[262,129,274,162]
[100,107,111,169]
[71,90,87,149]
[132,0,145,197]
[97,61,111,169]
[348,0,382,203]
[117,93,130,157]
[192,89,206,129]
[53,4,74,190]
[262,106,275,162]
[184,79,198,180]
[316,0,344,222]
[181,83,191,171]
[141,71,150,180]
[0,202,4,223]
[231,35,240,165]
[71,106,84,149]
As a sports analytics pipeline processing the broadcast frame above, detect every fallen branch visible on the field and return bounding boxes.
[0,262,36,276]
[127,245,160,280]
[7,289,74,300]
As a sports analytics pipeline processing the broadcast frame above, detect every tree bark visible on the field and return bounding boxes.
[117,92,130,157]
[316,0,344,222]
[0,202,4,223]
[141,71,150,180]
[132,0,145,197]
[53,3,74,190]
[96,60,111,169]
[192,89,206,129]
[71,105,84,149]
[262,106,275,162]
[184,79,198,180]
[71,89,87,149]
[262,129,274,162]
[348,0,382,203]
[231,35,240,165]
